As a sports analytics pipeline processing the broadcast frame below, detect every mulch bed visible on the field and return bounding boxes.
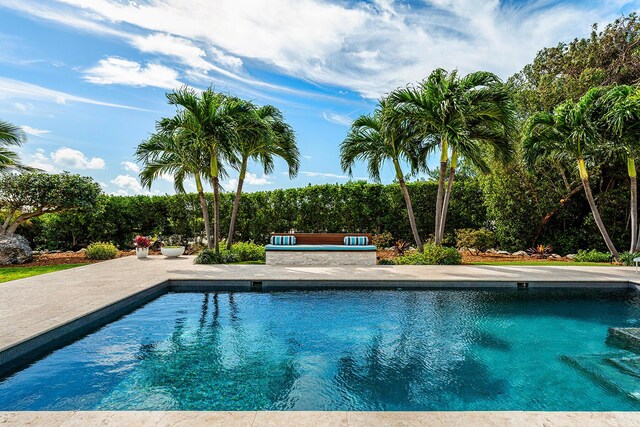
[377,249,575,264]
[9,250,152,268]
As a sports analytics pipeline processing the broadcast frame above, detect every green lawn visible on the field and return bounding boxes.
[466,261,617,266]
[0,264,87,283]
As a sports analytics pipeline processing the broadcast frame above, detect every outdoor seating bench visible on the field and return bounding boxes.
[265,233,376,265]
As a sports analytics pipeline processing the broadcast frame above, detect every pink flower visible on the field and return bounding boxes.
[134,235,152,248]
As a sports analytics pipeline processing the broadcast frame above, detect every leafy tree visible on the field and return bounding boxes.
[226,104,299,249]
[522,90,619,257]
[510,13,640,114]
[341,100,426,251]
[0,172,101,236]
[390,69,515,244]
[0,120,32,172]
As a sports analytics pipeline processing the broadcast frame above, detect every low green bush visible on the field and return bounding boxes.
[194,249,239,264]
[618,251,640,266]
[86,242,119,260]
[230,242,265,262]
[377,258,395,265]
[574,249,612,263]
[372,231,394,248]
[396,244,462,265]
[455,228,496,251]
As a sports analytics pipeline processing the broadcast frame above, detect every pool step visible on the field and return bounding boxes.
[607,328,640,354]
[561,352,640,402]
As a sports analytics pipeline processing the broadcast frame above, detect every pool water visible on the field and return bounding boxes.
[1,289,639,411]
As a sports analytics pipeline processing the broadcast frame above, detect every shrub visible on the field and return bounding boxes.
[619,251,640,266]
[230,241,265,262]
[377,258,395,265]
[86,242,119,260]
[372,231,394,248]
[455,228,497,251]
[396,244,462,265]
[574,249,612,263]
[194,249,239,264]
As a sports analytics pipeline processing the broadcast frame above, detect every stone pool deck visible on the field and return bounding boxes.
[1,256,640,425]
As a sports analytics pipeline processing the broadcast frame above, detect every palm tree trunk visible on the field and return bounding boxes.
[226,158,247,250]
[438,150,457,242]
[434,139,448,245]
[195,174,212,249]
[629,158,639,252]
[394,159,423,252]
[579,159,619,257]
[210,152,221,253]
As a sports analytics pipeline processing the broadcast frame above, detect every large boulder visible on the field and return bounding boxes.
[0,234,33,265]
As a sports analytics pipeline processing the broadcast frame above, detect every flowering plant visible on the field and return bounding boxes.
[134,235,152,248]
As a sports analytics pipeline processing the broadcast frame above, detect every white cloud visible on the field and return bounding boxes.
[51,147,106,169]
[121,161,140,173]
[14,102,34,112]
[227,172,273,190]
[27,149,57,172]
[0,76,147,110]
[3,0,631,99]
[111,174,143,193]
[302,171,349,179]
[20,125,51,136]
[84,57,182,89]
[322,112,352,126]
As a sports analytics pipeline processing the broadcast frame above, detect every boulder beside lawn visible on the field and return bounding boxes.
[0,234,33,265]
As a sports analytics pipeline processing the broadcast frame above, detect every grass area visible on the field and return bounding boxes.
[466,261,617,266]
[0,264,87,283]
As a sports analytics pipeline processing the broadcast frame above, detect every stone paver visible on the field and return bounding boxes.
[1,257,640,425]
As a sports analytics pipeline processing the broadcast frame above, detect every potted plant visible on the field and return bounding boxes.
[134,235,152,259]
[160,244,185,258]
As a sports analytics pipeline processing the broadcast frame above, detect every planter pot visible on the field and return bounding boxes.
[136,247,149,259]
[161,246,185,258]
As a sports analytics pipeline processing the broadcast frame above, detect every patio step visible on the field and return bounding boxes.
[607,327,640,353]
[560,352,640,402]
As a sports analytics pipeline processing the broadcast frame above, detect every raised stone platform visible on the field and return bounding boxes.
[266,249,377,265]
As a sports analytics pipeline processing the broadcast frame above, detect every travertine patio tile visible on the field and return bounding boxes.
[157,410,256,426]
[254,411,348,427]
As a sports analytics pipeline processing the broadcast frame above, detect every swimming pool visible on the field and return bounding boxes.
[0,289,639,411]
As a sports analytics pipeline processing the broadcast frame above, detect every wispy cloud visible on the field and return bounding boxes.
[322,112,352,126]
[84,57,183,89]
[0,77,149,111]
[20,125,50,136]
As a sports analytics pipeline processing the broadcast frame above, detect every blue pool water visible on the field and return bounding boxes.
[1,289,639,411]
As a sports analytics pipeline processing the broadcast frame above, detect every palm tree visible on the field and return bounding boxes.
[0,120,30,172]
[136,118,214,248]
[600,85,640,251]
[522,91,619,257]
[226,104,299,249]
[341,100,426,251]
[390,69,515,245]
[165,87,244,253]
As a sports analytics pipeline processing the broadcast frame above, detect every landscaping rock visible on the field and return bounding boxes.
[0,234,33,265]
[512,250,528,256]
[566,254,576,260]
[550,253,562,259]
[76,248,87,253]
[486,248,498,254]
[497,250,510,255]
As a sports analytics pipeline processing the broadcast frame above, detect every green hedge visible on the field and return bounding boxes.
[19,180,487,250]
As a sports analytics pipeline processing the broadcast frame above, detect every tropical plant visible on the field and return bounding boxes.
[371,231,394,248]
[0,172,101,236]
[194,248,239,264]
[390,68,515,245]
[229,241,265,262]
[522,90,620,257]
[618,251,640,266]
[134,235,152,248]
[455,228,497,251]
[0,120,32,173]
[86,242,119,260]
[163,87,247,253]
[341,100,426,251]
[393,239,411,256]
[226,104,299,249]
[526,244,553,258]
[574,249,612,263]
[599,85,640,251]
[395,244,462,265]
[137,113,215,248]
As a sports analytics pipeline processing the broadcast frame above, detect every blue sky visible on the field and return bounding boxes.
[0,0,638,195]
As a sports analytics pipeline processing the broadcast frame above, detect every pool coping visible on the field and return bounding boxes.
[2,256,640,421]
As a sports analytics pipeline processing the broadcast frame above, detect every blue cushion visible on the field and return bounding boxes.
[270,235,296,245]
[344,235,369,245]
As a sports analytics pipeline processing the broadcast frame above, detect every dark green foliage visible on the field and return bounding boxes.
[574,249,612,263]
[371,231,394,248]
[230,242,265,262]
[377,258,395,265]
[194,249,239,264]
[618,251,640,266]
[86,242,118,260]
[395,244,462,265]
[455,228,496,251]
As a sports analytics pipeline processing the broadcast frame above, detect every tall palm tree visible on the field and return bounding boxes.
[341,100,426,251]
[0,120,30,172]
[165,87,243,253]
[226,104,299,249]
[390,69,515,244]
[523,91,619,257]
[600,85,640,251]
[136,113,215,248]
